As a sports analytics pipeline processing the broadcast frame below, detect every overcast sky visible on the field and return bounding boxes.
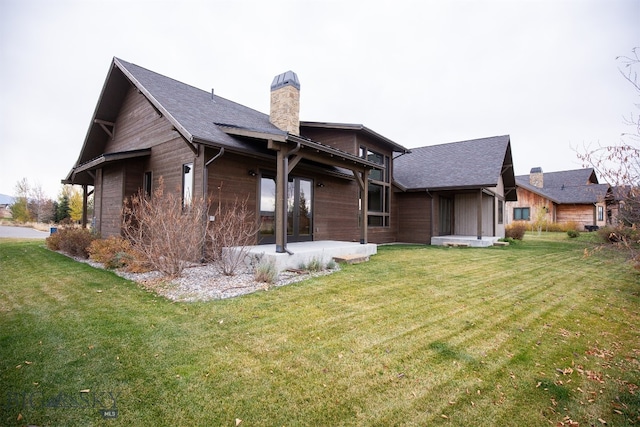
[0,0,638,199]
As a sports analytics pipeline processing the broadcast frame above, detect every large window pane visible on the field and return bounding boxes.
[368,183,383,212]
[260,176,276,236]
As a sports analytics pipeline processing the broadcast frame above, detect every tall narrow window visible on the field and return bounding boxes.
[360,146,390,227]
[144,171,152,198]
[182,163,193,208]
[498,200,503,224]
[597,205,604,221]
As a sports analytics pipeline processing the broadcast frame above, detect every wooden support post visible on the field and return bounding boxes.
[275,149,287,253]
[267,140,291,254]
[360,169,369,244]
[477,189,483,240]
[82,184,88,229]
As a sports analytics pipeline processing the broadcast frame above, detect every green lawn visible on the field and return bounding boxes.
[1,234,638,426]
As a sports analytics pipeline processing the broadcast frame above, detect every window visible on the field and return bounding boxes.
[144,171,152,198]
[513,207,530,221]
[360,146,390,227]
[498,200,503,224]
[182,163,193,208]
[597,205,604,221]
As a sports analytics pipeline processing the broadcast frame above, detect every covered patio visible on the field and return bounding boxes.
[233,240,378,273]
[431,235,501,247]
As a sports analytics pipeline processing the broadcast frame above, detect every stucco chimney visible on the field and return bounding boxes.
[270,71,300,135]
[530,167,543,188]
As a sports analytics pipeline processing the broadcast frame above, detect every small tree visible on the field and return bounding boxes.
[10,198,30,222]
[69,187,84,223]
[578,48,640,267]
[56,187,71,223]
[29,182,53,223]
[578,48,640,226]
[122,177,207,277]
[533,206,548,235]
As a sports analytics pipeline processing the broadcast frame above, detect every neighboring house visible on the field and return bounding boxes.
[506,167,610,230]
[64,58,516,252]
[610,185,640,225]
[0,194,13,218]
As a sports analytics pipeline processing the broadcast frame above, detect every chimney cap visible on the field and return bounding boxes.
[271,70,300,91]
[530,167,543,173]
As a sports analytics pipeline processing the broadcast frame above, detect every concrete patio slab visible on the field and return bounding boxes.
[228,240,377,272]
[431,235,500,247]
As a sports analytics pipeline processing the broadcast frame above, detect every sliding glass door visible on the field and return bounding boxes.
[259,175,313,243]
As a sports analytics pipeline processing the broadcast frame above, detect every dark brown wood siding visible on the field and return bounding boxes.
[313,175,360,242]
[299,127,358,155]
[205,151,260,216]
[145,138,200,197]
[100,165,124,237]
[298,126,400,243]
[106,87,177,154]
[396,192,432,243]
[205,150,363,244]
[93,168,103,233]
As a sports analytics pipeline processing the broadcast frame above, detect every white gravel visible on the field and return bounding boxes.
[68,254,337,302]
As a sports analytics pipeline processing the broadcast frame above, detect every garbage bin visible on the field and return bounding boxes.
[50,227,57,235]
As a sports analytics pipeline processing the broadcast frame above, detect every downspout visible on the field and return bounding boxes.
[201,147,225,261]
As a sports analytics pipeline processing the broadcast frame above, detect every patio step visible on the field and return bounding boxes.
[443,242,470,248]
[493,241,510,246]
[333,254,370,264]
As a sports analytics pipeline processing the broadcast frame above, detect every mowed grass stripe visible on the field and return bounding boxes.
[1,235,638,426]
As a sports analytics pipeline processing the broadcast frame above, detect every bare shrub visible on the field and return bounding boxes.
[122,177,207,277]
[208,190,260,276]
[46,227,97,258]
[88,236,150,271]
[505,221,527,240]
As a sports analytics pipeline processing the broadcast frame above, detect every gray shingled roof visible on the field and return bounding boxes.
[69,58,406,182]
[394,135,513,192]
[515,168,609,204]
[116,58,285,146]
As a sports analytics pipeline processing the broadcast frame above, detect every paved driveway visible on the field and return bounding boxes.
[0,225,50,239]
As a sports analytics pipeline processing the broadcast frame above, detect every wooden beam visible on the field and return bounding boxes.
[94,119,114,138]
[501,163,513,174]
[288,154,302,173]
[352,169,365,191]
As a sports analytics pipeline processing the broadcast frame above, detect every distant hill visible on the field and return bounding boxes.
[0,194,15,205]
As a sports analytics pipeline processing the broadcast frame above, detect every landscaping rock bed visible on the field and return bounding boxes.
[65,253,337,302]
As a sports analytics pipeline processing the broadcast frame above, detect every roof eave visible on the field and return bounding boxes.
[300,121,410,154]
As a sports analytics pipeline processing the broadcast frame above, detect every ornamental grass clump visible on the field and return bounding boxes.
[254,258,278,284]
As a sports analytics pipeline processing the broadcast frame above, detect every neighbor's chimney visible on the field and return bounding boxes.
[530,167,543,188]
[270,70,300,135]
